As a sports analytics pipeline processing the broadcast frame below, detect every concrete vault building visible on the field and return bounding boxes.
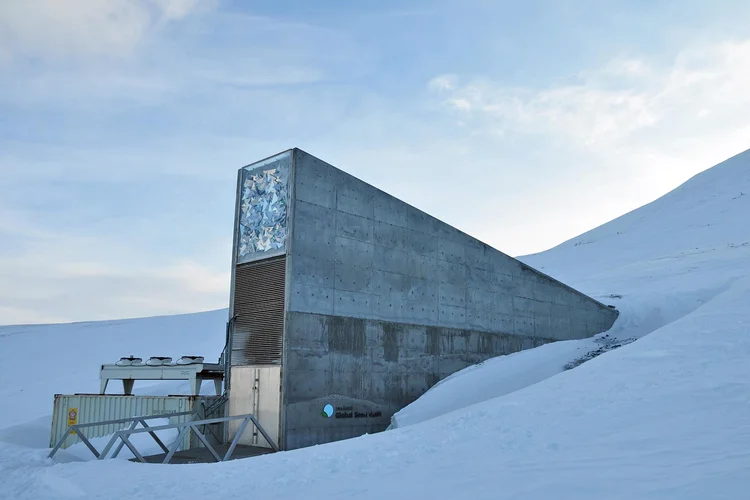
[226,148,618,451]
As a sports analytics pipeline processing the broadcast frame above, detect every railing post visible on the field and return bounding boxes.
[139,419,169,454]
[48,427,73,459]
[223,415,250,461]
[189,424,222,462]
[110,420,139,459]
[162,426,190,464]
[120,434,146,463]
[73,426,100,459]
[249,415,279,451]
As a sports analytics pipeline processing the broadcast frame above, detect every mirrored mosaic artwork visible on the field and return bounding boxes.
[237,159,289,260]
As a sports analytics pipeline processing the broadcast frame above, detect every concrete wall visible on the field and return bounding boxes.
[280,149,618,450]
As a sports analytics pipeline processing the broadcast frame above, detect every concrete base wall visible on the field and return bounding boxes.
[281,311,552,450]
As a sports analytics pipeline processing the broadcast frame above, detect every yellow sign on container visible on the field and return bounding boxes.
[67,408,78,434]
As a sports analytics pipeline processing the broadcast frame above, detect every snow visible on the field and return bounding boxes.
[389,338,598,429]
[1,149,750,499]
[0,310,227,429]
[391,150,750,431]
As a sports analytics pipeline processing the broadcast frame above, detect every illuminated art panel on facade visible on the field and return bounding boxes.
[237,154,290,262]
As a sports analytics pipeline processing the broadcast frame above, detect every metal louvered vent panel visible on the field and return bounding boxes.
[231,257,286,365]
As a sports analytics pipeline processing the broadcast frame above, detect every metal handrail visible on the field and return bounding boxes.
[104,413,277,464]
[49,412,277,464]
[48,411,196,460]
[201,395,228,444]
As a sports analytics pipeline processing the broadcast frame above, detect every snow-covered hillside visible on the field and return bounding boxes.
[1,149,750,499]
[389,150,750,431]
[0,310,226,446]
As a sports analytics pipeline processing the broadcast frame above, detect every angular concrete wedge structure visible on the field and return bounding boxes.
[225,148,618,450]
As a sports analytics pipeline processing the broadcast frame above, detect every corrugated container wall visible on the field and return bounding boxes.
[50,394,223,451]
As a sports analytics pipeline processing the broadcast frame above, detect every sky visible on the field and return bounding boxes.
[1,0,750,325]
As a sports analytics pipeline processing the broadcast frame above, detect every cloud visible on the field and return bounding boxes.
[424,39,750,257]
[0,0,211,64]
[0,3,359,114]
[600,58,650,77]
[0,197,232,324]
[429,40,750,210]
[0,253,229,325]
[429,40,750,159]
[428,74,458,91]
[156,0,208,20]
[0,306,70,325]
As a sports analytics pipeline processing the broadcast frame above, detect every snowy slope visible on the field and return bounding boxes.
[2,150,750,499]
[389,149,750,430]
[521,146,750,309]
[387,335,620,429]
[0,310,227,441]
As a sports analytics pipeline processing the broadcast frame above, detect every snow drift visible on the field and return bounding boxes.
[390,148,750,431]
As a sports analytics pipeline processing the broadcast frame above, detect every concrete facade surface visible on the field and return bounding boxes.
[281,311,551,449]
[273,149,618,450]
[288,150,614,337]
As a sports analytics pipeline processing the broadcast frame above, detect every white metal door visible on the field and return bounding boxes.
[228,366,281,448]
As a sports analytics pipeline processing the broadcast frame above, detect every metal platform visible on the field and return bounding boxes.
[138,444,274,464]
[99,362,224,396]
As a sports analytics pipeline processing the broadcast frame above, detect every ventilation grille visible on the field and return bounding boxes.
[231,256,286,365]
